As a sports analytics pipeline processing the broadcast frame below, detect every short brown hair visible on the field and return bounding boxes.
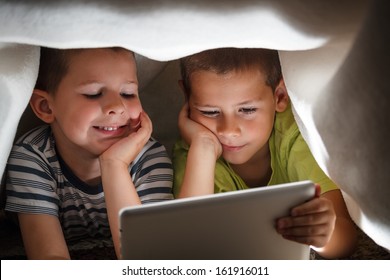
[35,47,71,94]
[35,47,134,94]
[180,48,282,94]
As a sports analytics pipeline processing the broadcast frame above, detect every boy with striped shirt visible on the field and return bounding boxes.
[3,47,173,259]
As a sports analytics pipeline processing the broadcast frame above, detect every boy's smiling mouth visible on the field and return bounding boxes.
[93,125,129,137]
[99,126,119,131]
[95,125,127,131]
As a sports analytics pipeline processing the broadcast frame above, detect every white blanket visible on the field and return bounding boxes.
[0,0,389,249]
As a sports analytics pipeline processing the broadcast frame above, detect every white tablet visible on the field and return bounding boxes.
[120,180,315,260]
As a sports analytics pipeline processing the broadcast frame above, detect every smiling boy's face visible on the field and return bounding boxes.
[188,67,287,166]
[47,48,143,157]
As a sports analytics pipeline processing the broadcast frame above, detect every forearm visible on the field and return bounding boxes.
[315,216,357,259]
[100,160,141,258]
[179,138,219,198]
[18,213,70,260]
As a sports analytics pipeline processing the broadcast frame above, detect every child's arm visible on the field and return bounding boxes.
[315,188,357,258]
[177,103,222,198]
[276,185,357,259]
[18,213,70,259]
[100,111,152,258]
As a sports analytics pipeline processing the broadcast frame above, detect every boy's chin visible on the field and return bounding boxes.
[94,138,124,153]
[222,153,249,166]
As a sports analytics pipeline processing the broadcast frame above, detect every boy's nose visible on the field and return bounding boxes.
[217,116,240,137]
[104,96,125,115]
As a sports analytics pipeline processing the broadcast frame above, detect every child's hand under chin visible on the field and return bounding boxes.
[275,184,336,249]
[179,103,222,158]
[99,111,153,166]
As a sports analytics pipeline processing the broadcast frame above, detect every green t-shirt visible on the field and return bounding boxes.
[172,104,337,197]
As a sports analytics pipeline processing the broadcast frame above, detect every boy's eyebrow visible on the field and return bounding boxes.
[122,80,138,85]
[192,102,218,108]
[237,99,261,106]
[77,81,104,87]
[76,80,138,88]
[193,99,262,108]
[75,82,104,91]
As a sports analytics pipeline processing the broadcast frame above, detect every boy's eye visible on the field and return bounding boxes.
[120,92,136,99]
[239,107,257,114]
[83,92,102,99]
[199,110,220,117]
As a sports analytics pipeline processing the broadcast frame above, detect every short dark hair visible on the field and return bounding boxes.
[180,48,282,94]
[35,47,134,94]
[35,47,71,94]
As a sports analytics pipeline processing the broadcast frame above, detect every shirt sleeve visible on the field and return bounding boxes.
[287,134,338,194]
[4,144,60,216]
[172,139,187,198]
[131,139,174,203]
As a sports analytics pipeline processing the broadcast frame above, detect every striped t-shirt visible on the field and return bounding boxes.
[4,125,173,242]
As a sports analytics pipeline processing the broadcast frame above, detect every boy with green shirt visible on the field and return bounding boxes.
[172,48,357,259]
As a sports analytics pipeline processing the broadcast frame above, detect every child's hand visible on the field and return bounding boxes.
[179,103,222,158]
[275,184,336,249]
[100,111,152,166]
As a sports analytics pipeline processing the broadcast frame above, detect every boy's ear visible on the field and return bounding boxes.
[29,89,55,124]
[178,79,190,102]
[274,79,289,113]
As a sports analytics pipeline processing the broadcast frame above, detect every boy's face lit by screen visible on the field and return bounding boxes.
[48,49,142,157]
[188,69,280,166]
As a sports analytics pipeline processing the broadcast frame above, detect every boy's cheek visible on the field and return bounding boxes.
[187,106,217,132]
[188,110,200,122]
[191,114,214,130]
[126,102,143,119]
